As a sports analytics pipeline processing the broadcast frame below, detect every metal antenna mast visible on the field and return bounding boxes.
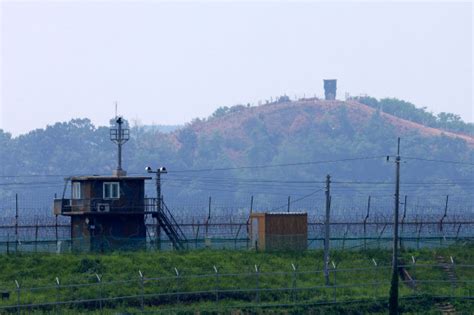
[110,116,130,176]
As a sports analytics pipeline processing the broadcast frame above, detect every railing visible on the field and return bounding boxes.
[54,198,162,214]
[162,201,188,245]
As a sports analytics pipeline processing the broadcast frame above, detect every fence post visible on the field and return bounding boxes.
[372,258,378,299]
[324,175,331,286]
[213,265,219,302]
[35,222,39,253]
[174,267,180,304]
[55,215,58,244]
[15,280,20,315]
[255,265,260,303]
[364,196,371,250]
[411,256,416,296]
[15,193,18,254]
[455,224,462,240]
[291,263,297,302]
[195,222,200,250]
[206,197,211,238]
[450,256,456,297]
[139,270,144,311]
[250,195,254,215]
[95,274,103,314]
[342,224,349,250]
[377,223,387,249]
[248,196,254,250]
[417,223,422,250]
[439,195,449,232]
[332,261,337,303]
[55,277,60,315]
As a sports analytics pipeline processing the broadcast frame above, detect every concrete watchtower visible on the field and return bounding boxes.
[324,79,337,100]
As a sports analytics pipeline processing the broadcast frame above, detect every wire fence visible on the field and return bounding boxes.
[1,193,473,224]
[0,193,472,253]
[0,221,472,254]
[0,262,472,313]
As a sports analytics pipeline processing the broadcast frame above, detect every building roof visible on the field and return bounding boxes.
[70,175,152,181]
[266,212,307,215]
[251,212,307,216]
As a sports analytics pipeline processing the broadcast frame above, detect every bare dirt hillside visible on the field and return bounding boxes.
[180,100,474,147]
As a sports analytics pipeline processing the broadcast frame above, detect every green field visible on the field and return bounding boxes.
[0,242,472,314]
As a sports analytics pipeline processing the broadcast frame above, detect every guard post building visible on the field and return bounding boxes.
[53,117,152,251]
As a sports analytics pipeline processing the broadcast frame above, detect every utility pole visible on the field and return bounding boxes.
[389,138,401,315]
[324,174,331,286]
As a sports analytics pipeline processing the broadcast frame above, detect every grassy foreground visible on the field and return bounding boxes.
[0,242,472,314]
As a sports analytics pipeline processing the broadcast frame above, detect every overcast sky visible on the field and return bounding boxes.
[1,1,472,136]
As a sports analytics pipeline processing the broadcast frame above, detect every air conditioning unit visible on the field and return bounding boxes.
[97,203,110,212]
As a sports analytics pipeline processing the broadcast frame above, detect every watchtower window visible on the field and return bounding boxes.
[103,182,120,199]
[72,182,81,199]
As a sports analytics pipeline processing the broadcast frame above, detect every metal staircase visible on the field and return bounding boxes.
[153,201,187,250]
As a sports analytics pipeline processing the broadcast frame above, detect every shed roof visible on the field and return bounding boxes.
[70,176,152,181]
[266,212,307,215]
[250,212,307,216]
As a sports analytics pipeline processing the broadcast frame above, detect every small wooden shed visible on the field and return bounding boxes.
[249,212,307,251]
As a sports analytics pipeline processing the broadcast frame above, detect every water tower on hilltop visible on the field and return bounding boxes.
[323,79,337,100]
[53,116,186,251]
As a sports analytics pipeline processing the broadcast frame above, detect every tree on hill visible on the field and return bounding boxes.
[354,96,473,135]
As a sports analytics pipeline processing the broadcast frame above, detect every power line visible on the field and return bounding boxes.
[168,156,388,173]
[402,156,474,166]
[270,188,324,211]
[0,155,471,178]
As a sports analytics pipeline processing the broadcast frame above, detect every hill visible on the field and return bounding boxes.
[183,99,474,151]
[0,96,473,216]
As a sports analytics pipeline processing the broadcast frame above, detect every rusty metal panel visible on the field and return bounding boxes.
[250,212,307,251]
[265,213,307,235]
[53,199,63,215]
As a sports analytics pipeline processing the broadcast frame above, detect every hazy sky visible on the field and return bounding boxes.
[1,1,472,136]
